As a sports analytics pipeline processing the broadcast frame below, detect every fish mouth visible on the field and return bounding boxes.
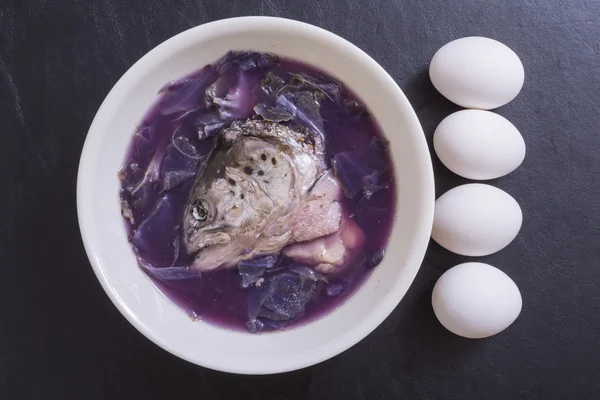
[188,237,252,271]
[185,229,232,254]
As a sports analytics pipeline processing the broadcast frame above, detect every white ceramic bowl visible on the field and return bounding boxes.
[77,16,434,374]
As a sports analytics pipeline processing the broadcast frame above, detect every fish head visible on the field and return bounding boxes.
[182,173,265,268]
[182,120,327,271]
[182,145,280,270]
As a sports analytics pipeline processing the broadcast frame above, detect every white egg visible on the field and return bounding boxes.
[433,110,526,180]
[432,184,522,256]
[429,37,524,109]
[432,262,522,338]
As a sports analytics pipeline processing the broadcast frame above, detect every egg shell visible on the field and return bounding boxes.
[432,184,522,256]
[429,37,524,109]
[433,110,526,180]
[432,262,522,339]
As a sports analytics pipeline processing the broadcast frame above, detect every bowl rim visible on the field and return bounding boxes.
[77,16,434,374]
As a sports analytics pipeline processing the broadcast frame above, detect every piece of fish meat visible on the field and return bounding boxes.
[284,217,366,274]
[182,119,344,271]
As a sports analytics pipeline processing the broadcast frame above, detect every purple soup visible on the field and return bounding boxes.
[118,51,396,333]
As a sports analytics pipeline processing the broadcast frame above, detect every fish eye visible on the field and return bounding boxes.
[192,200,209,222]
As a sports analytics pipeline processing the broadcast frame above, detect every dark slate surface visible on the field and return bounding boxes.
[1,0,599,398]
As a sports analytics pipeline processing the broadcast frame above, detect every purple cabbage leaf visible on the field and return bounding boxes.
[207,69,261,121]
[288,73,342,103]
[275,90,324,135]
[161,143,199,192]
[253,72,344,135]
[237,254,279,288]
[289,264,328,283]
[246,269,319,332]
[131,195,179,267]
[158,65,219,117]
[253,103,293,123]
[195,109,227,140]
[332,137,392,200]
[217,51,279,74]
[325,282,347,297]
[138,259,202,281]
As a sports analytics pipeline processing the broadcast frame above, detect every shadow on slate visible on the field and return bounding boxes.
[393,278,482,360]
[204,368,313,400]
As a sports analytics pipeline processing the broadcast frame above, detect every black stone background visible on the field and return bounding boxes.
[1,0,599,399]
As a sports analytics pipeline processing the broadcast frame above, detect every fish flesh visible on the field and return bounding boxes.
[283,217,366,274]
[182,119,345,271]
